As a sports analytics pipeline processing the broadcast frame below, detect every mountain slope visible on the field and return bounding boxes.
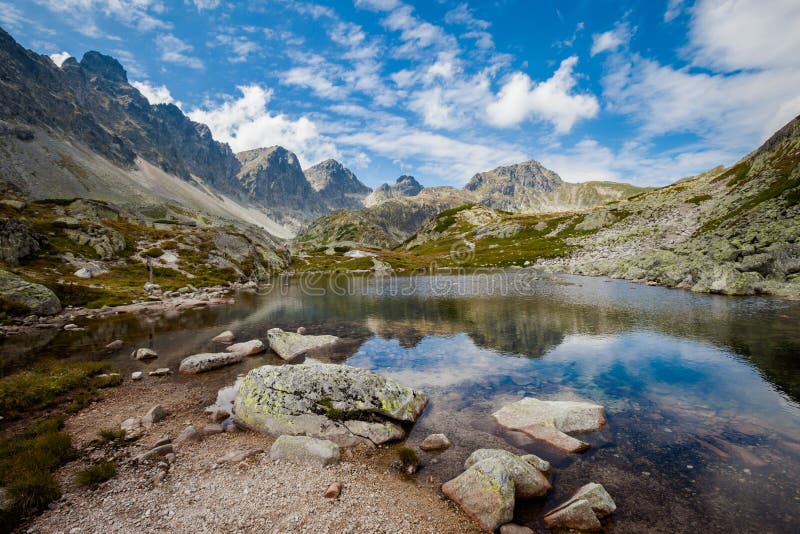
[304,159,371,211]
[364,175,424,207]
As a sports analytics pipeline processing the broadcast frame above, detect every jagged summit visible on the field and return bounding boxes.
[304,159,371,211]
[79,51,127,83]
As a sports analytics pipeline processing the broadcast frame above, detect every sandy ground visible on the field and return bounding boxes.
[23,375,484,534]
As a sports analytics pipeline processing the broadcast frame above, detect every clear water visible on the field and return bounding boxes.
[4,270,799,532]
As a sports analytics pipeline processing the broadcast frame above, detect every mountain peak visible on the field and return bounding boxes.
[79,51,128,83]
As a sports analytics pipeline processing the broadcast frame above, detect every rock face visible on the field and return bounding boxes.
[543,482,616,531]
[304,159,371,211]
[178,352,244,374]
[442,456,516,532]
[0,218,43,264]
[0,269,61,315]
[225,339,266,356]
[493,397,606,453]
[266,328,339,360]
[233,363,428,446]
[269,435,340,466]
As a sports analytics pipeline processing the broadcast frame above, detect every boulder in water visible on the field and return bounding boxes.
[442,456,516,532]
[543,482,616,531]
[464,449,551,498]
[266,328,339,360]
[225,339,266,356]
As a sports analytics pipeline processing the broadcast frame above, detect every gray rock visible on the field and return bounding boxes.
[52,216,81,229]
[500,524,534,534]
[0,218,43,264]
[74,268,93,279]
[142,405,166,427]
[148,368,171,376]
[266,328,339,360]
[492,397,606,453]
[178,352,244,374]
[131,348,158,360]
[0,199,26,210]
[131,371,143,381]
[105,339,124,350]
[175,425,201,446]
[234,363,427,446]
[464,449,551,498]
[212,330,235,343]
[225,339,266,356]
[0,269,61,315]
[202,423,224,436]
[543,482,616,531]
[420,433,451,451]
[269,435,340,466]
[520,453,551,474]
[442,457,516,532]
[133,444,174,463]
[217,449,263,464]
[120,417,142,439]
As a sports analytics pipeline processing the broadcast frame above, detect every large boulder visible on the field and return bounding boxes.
[269,435,340,466]
[493,397,606,453]
[543,482,616,531]
[233,363,427,446]
[179,352,244,374]
[0,218,43,264]
[442,456,516,532]
[267,328,339,360]
[464,449,551,498]
[0,269,61,315]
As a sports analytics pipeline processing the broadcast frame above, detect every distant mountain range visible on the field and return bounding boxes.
[0,27,646,243]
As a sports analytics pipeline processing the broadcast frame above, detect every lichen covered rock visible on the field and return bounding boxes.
[464,449,551,498]
[0,269,61,315]
[442,456,516,532]
[266,328,339,360]
[179,352,244,374]
[233,363,427,446]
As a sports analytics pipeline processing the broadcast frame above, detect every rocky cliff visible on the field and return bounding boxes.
[364,175,424,207]
[304,159,371,211]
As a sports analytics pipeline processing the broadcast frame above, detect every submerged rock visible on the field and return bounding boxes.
[464,449,551,498]
[493,397,606,453]
[179,352,244,374]
[442,456,516,532]
[543,482,616,531]
[266,328,339,360]
[233,363,427,446]
[420,433,452,451]
[0,269,61,316]
[269,435,340,466]
[212,330,235,343]
[225,339,266,356]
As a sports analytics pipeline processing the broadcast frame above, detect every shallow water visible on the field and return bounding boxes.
[4,270,800,532]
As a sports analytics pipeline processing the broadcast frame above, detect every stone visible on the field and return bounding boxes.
[178,352,244,374]
[442,457,516,532]
[52,216,81,229]
[74,268,92,279]
[464,449,551,498]
[212,330,235,343]
[133,444,173,463]
[208,409,229,423]
[0,269,61,315]
[131,371,143,381]
[63,323,83,331]
[153,436,171,447]
[202,424,224,436]
[175,425,201,446]
[142,405,166,427]
[520,454,551,474]
[0,218,42,264]
[420,433,451,451]
[543,482,616,531]
[269,435,340,467]
[131,348,158,360]
[0,199,26,210]
[225,339,266,356]
[266,328,339,360]
[148,368,171,376]
[296,326,307,334]
[492,397,606,453]
[120,417,142,439]
[217,449,263,464]
[323,481,342,498]
[234,363,427,446]
[500,524,534,534]
[105,339,124,350]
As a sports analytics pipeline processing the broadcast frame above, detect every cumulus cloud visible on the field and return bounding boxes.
[155,34,204,69]
[590,23,631,56]
[486,56,599,132]
[187,85,340,167]
[49,51,71,67]
[131,80,182,108]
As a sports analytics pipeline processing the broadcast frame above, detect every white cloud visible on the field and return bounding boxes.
[283,66,346,99]
[34,0,170,35]
[486,56,599,132]
[155,34,204,69]
[188,84,340,167]
[49,51,71,67]
[590,23,631,56]
[688,0,800,71]
[664,0,685,22]
[381,4,457,56]
[444,3,490,30]
[0,2,25,28]
[192,0,220,10]
[215,33,260,63]
[131,80,182,108]
[354,0,401,12]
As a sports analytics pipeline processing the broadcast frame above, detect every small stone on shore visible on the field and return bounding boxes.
[212,330,235,343]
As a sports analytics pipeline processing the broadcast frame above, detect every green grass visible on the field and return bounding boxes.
[0,360,120,419]
[97,428,127,444]
[433,203,476,232]
[75,460,117,487]
[0,416,77,531]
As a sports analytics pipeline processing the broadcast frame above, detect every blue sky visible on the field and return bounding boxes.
[2,0,799,188]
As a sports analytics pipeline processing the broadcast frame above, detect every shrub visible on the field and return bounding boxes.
[142,247,164,258]
[97,428,127,444]
[75,460,117,487]
[397,446,420,468]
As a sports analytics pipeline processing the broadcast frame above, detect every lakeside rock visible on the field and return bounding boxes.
[212,330,235,343]
[179,352,244,374]
[131,348,158,360]
[269,435,341,466]
[442,456,515,532]
[463,449,551,499]
[225,339,266,356]
[267,328,339,360]
[105,339,124,350]
[543,482,616,531]
[233,363,427,446]
[0,269,61,315]
[420,433,452,451]
[493,397,606,453]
